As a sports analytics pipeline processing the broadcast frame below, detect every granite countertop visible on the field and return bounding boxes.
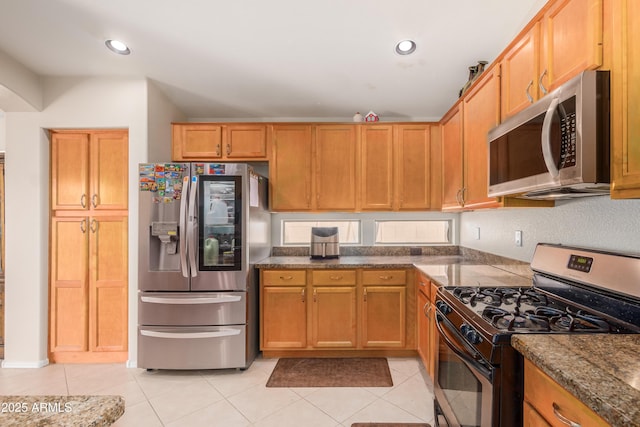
[0,395,124,426]
[255,255,534,288]
[512,334,640,427]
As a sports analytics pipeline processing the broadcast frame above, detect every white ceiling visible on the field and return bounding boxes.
[0,0,547,121]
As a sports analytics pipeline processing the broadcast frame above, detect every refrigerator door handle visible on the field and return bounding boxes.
[141,295,242,304]
[140,329,242,339]
[179,175,190,278]
[187,175,199,277]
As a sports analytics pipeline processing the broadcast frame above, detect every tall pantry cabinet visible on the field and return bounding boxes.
[49,130,128,363]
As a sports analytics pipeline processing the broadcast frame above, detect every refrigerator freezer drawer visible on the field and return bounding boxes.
[138,325,247,369]
[139,292,247,326]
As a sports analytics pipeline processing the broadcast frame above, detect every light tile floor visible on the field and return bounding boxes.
[0,357,435,427]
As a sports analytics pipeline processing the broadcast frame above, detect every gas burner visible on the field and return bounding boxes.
[482,306,551,331]
[453,286,549,309]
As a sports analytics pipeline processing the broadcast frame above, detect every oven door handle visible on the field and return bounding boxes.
[436,313,492,380]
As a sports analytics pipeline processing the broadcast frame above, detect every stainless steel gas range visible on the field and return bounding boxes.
[433,243,640,427]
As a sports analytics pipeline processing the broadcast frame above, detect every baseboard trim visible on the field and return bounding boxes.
[126,359,137,369]
[1,358,49,369]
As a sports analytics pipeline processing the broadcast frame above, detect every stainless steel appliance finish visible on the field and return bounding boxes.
[137,163,270,370]
[433,243,640,427]
[310,226,339,259]
[488,70,610,200]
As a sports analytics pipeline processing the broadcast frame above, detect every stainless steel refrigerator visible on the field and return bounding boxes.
[137,162,270,370]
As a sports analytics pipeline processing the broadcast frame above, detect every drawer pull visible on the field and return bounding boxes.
[330,275,343,281]
[379,275,393,280]
[552,402,581,427]
[279,275,293,281]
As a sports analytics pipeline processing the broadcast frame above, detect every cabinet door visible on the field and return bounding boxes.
[611,0,640,198]
[172,124,223,160]
[501,23,541,119]
[314,125,358,210]
[395,125,431,210]
[262,286,307,349]
[360,285,406,348]
[417,288,430,367]
[90,132,128,210]
[270,125,313,210]
[50,217,89,353]
[311,286,357,348]
[360,125,394,210]
[51,132,89,211]
[89,216,128,353]
[463,68,501,209]
[540,0,603,92]
[224,125,268,159]
[441,104,464,210]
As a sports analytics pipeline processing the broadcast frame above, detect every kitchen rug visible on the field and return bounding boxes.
[265,357,393,387]
[351,424,430,427]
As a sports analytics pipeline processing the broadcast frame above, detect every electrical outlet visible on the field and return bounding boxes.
[475,227,481,240]
[515,230,523,246]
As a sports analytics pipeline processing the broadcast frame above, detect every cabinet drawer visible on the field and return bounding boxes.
[362,270,407,285]
[312,270,356,285]
[262,270,306,286]
[524,359,609,427]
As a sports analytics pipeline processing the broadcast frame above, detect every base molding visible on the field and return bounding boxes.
[49,351,128,364]
[261,349,418,359]
[2,358,49,369]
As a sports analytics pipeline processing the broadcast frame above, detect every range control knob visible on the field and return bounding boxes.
[436,301,452,315]
[461,323,482,345]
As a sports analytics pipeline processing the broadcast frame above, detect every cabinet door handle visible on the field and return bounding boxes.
[301,288,305,303]
[80,219,87,233]
[216,143,221,157]
[330,275,343,281]
[90,219,98,233]
[313,288,317,302]
[226,143,231,155]
[526,80,534,103]
[80,194,87,208]
[460,187,467,205]
[91,194,98,208]
[423,301,430,316]
[363,288,367,302]
[552,402,581,427]
[279,275,293,281]
[539,69,548,95]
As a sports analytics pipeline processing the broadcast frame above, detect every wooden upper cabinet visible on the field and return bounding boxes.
[611,0,640,198]
[51,133,90,210]
[395,124,432,210]
[463,67,502,209]
[270,125,313,210]
[441,104,464,210]
[51,130,128,212]
[172,124,223,159]
[501,23,542,120]
[224,124,268,158]
[540,0,603,93]
[90,132,128,210]
[360,125,394,210]
[172,123,268,161]
[314,124,358,211]
[501,0,603,119]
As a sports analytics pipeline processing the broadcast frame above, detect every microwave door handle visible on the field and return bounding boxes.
[187,176,199,277]
[179,175,189,278]
[541,97,561,178]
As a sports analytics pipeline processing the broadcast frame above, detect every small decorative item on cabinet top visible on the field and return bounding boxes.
[353,112,364,122]
[364,111,379,122]
[459,60,488,97]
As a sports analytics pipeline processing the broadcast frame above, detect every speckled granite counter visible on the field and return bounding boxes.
[255,255,533,288]
[0,395,124,426]
[512,334,640,427]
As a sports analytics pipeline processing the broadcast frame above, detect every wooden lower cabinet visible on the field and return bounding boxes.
[260,268,413,355]
[523,359,609,427]
[49,215,128,363]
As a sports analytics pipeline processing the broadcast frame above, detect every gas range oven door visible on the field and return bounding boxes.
[434,313,494,427]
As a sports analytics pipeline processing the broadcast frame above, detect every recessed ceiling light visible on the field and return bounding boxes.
[105,39,131,55]
[395,39,416,55]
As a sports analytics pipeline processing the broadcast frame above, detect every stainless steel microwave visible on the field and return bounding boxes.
[488,70,610,200]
